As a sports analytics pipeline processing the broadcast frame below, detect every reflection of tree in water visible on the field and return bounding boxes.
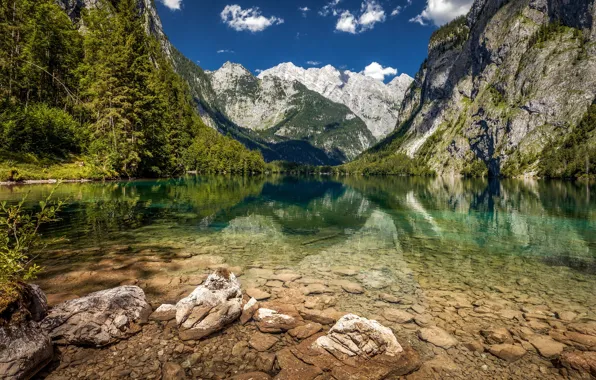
[29,176,267,250]
[2,175,594,275]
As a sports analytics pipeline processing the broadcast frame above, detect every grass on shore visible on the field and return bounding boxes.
[0,151,103,182]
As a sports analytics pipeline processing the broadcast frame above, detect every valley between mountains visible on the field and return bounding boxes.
[1,0,595,180]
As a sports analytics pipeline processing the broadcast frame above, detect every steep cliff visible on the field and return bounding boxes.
[358,0,596,177]
[58,0,172,56]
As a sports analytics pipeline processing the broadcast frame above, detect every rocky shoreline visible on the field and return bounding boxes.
[3,265,596,380]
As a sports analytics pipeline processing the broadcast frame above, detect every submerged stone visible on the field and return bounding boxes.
[418,327,458,349]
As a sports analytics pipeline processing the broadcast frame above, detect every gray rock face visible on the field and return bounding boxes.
[384,0,596,176]
[207,62,376,162]
[175,270,243,340]
[0,321,53,380]
[26,284,48,322]
[258,63,413,139]
[41,285,151,347]
[0,284,52,380]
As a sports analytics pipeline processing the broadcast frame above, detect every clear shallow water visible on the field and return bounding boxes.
[7,176,595,378]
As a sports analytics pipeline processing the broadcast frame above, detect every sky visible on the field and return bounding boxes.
[155,0,474,81]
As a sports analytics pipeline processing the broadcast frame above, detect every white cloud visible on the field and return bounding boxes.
[319,0,342,16]
[299,6,310,17]
[336,11,357,33]
[159,0,182,11]
[362,62,397,81]
[217,49,235,54]
[255,69,263,73]
[391,6,402,16]
[221,5,284,32]
[358,0,385,31]
[306,61,322,66]
[330,1,386,34]
[410,0,473,26]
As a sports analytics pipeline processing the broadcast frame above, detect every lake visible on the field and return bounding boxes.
[2,175,595,378]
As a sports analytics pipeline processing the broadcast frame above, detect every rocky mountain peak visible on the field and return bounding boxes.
[258,62,413,139]
[218,61,253,76]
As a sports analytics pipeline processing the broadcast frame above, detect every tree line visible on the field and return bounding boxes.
[0,0,265,179]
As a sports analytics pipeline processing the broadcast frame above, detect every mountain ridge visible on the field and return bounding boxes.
[258,62,414,139]
[347,0,596,178]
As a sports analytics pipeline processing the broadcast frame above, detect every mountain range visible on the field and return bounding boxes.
[173,58,413,165]
[258,63,413,139]
[54,0,596,178]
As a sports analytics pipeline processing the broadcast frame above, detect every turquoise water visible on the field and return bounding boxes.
[2,176,594,270]
[1,176,595,304]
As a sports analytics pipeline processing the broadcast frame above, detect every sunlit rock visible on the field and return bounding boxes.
[42,285,151,346]
[175,269,242,340]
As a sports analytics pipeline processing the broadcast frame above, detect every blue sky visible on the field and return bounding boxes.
[155,0,474,80]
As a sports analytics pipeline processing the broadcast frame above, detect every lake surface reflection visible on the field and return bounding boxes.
[4,175,595,378]
[1,175,594,274]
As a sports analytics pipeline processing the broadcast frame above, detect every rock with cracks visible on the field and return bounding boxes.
[314,313,403,358]
[276,314,419,379]
[1,320,53,380]
[41,285,151,347]
[0,284,53,380]
[175,269,242,341]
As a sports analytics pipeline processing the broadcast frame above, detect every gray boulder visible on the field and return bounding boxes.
[0,283,52,379]
[175,269,242,340]
[0,321,53,380]
[27,284,48,322]
[41,285,151,347]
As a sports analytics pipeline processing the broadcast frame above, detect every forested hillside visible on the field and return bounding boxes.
[0,0,264,181]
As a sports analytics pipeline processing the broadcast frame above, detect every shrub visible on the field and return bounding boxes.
[0,103,80,158]
[0,186,63,286]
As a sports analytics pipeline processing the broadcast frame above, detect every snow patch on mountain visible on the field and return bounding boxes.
[258,62,413,139]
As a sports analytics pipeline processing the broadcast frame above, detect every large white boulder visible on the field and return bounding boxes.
[314,314,403,358]
[175,269,243,340]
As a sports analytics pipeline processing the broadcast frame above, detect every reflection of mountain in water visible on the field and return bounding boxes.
[212,177,374,235]
[2,175,593,273]
[342,176,596,273]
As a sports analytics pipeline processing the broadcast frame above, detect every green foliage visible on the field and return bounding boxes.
[429,16,469,50]
[528,20,579,49]
[0,0,83,107]
[538,103,596,179]
[501,150,539,178]
[417,130,444,163]
[461,159,488,178]
[182,131,265,174]
[0,187,63,285]
[487,85,506,107]
[0,103,80,158]
[0,0,265,181]
[340,153,433,176]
